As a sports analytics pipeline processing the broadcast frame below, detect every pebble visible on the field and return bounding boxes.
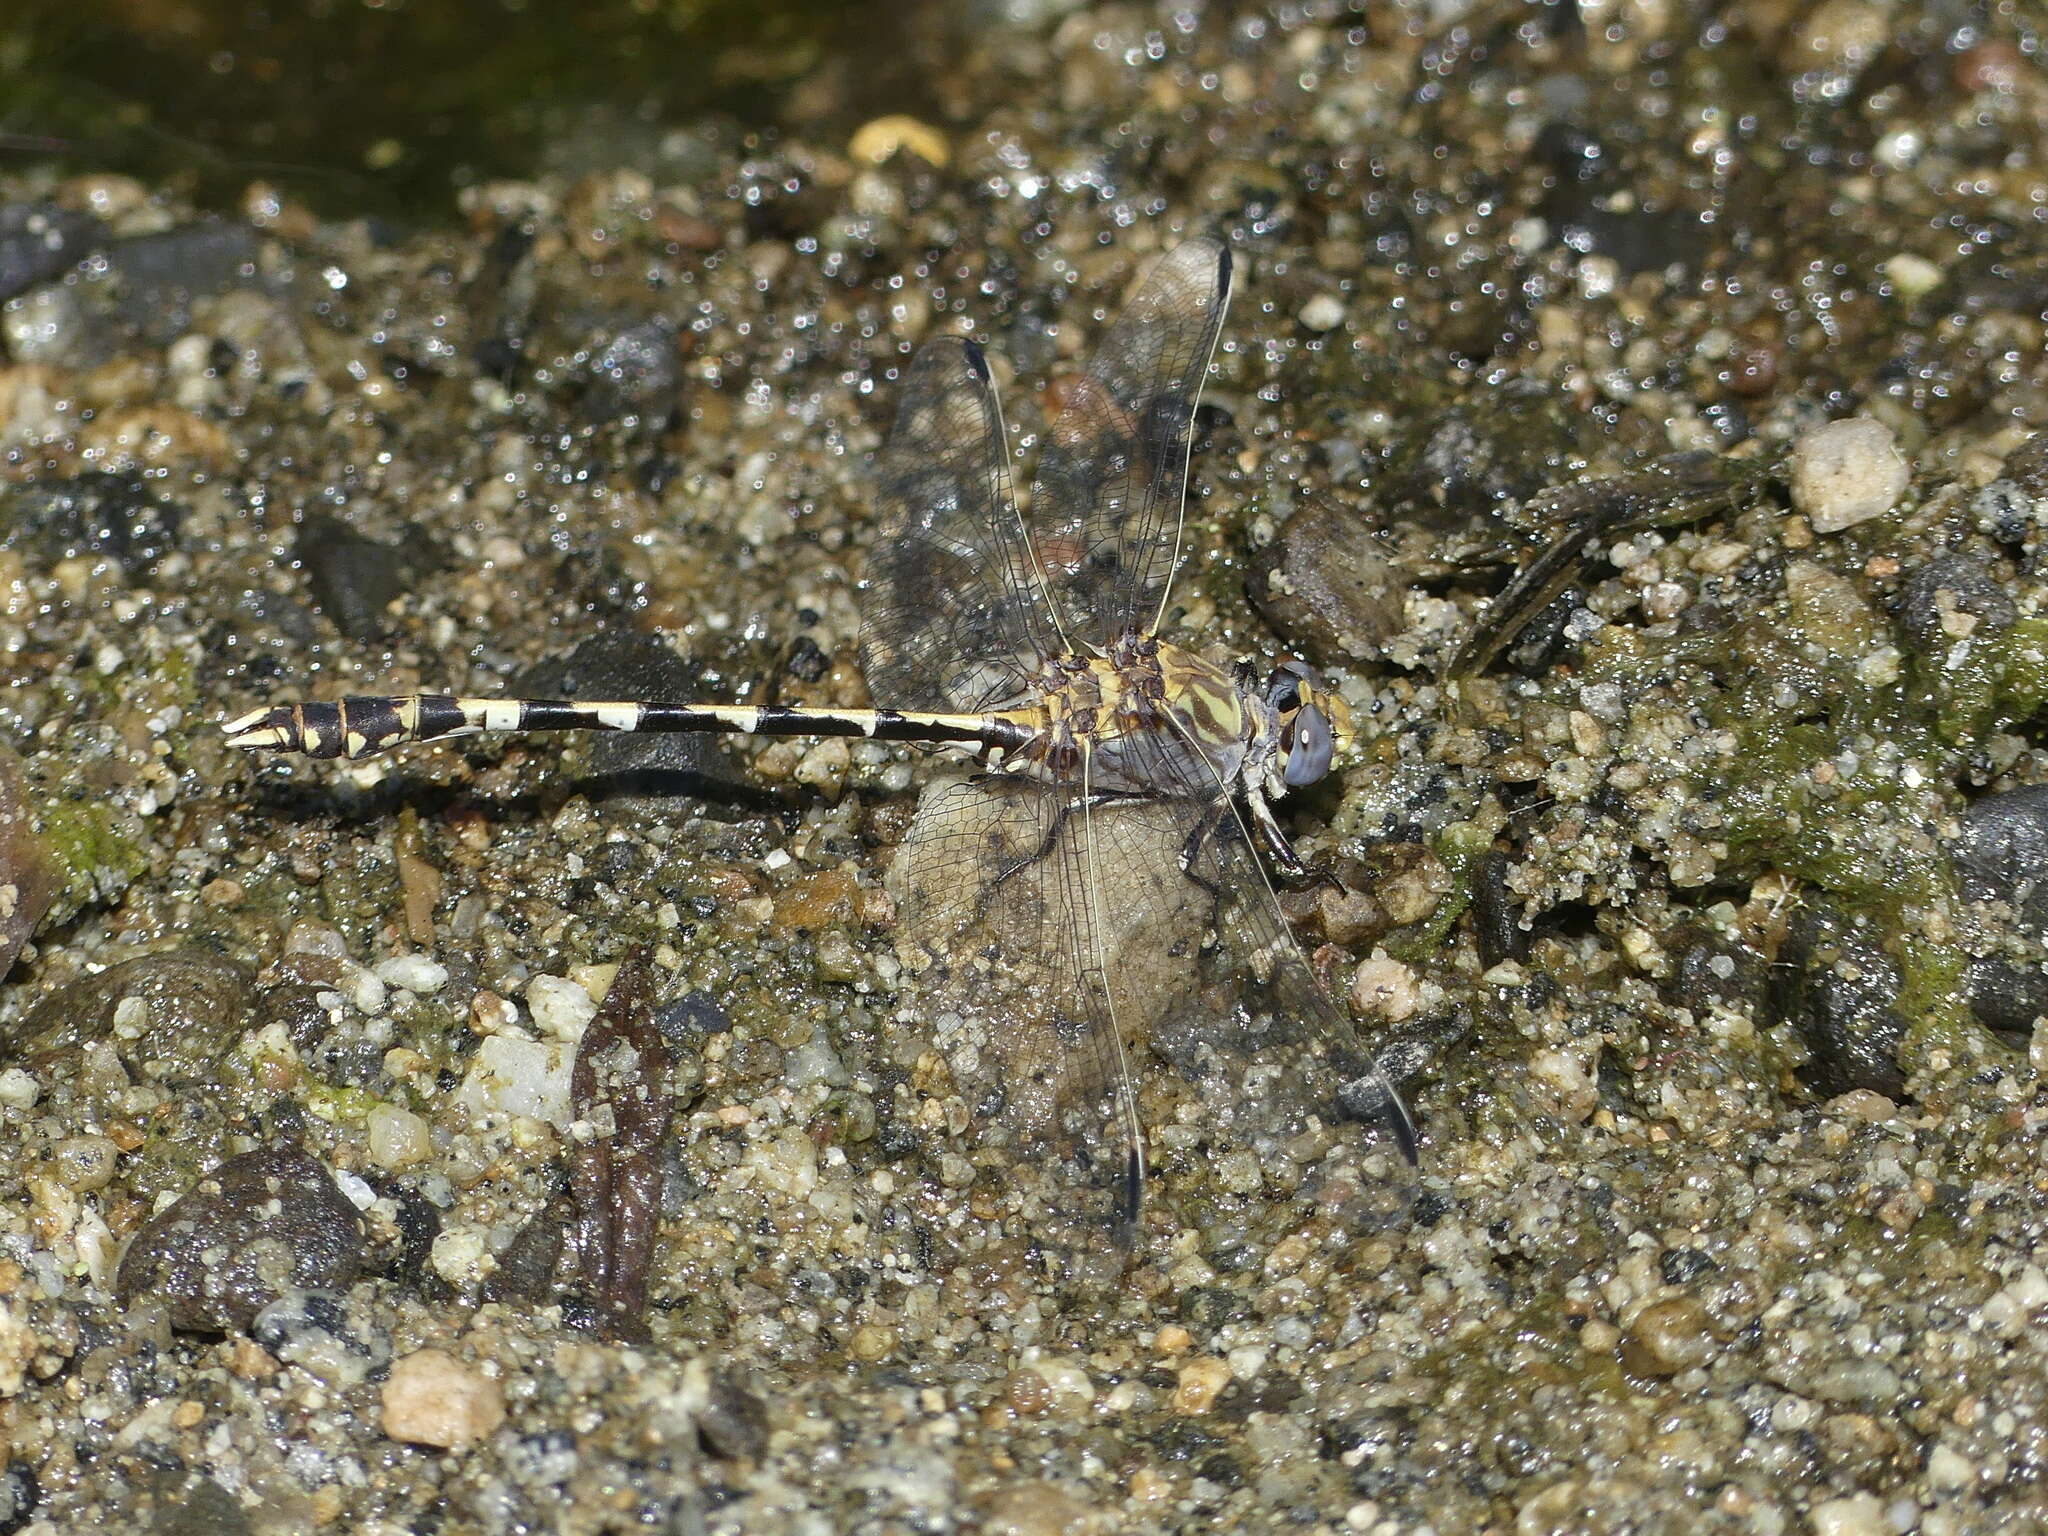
[381,1347,506,1449]
[1172,1356,1232,1414]
[1351,955,1421,1021]
[115,1143,366,1333]
[295,512,409,642]
[1806,1492,1886,1536]
[454,1033,576,1129]
[8,948,253,1086]
[367,1104,432,1170]
[252,1287,391,1388]
[1621,1297,1719,1377]
[1300,292,1347,331]
[527,973,598,1039]
[376,954,449,994]
[1789,417,1909,532]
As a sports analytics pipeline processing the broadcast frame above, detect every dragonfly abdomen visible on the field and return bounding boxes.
[223,694,1036,762]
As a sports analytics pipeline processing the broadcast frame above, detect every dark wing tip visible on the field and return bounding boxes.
[1112,1144,1146,1244]
[1385,1084,1420,1165]
[1211,239,1233,300]
[958,336,990,380]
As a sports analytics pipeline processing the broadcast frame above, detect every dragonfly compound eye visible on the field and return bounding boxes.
[1283,702,1335,786]
[1265,657,1320,713]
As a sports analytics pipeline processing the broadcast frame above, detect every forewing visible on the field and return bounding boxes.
[1029,238,1232,646]
[860,338,1058,712]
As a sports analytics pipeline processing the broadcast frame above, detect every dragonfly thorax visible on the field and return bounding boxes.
[1013,632,1271,798]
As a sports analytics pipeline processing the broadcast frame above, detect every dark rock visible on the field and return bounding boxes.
[1961,957,2048,1045]
[1533,121,1704,276]
[0,1464,35,1536]
[251,1287,392,1387]
[1952,785,2048,933]
[151,1474,251,1536]
[107,219,262,342]
[1895,551,2017,654]
[115,1143,365,1333]
[784,634,830,683]
[295,512,409,642]
[1952,786,2048,1042]
[0,471,186,579]
[1472,849,1526,968]
[1661,1247,1715,1285]
[1768,906,1908,1100]
[698,1371,771,1460]
[1669,928,1767,1014]
[480,1201,568,1306]
[0,742,56,984]
[1245,496,1406,664]
[8,948,253,1085]
[0,202,102,302]
[583,317,683,424]
[517,631,754,798]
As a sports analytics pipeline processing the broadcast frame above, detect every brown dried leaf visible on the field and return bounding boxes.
[565,948,670,1342]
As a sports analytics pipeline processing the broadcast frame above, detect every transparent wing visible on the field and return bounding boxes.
[1028,238,1233,647]
[885,774,1151,1235]
[860,337,1061,713]
[886,764,1416,1243]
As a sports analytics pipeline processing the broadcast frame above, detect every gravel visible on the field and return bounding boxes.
[3,1,2047,1530]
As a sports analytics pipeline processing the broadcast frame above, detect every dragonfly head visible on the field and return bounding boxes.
[1264,659,1352,791]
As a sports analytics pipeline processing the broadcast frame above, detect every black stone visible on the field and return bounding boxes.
[1896,551,2016,655]
[1768,906,1908,1100]
[8,948,253,1086]
[1953,785,2048,934]
[115,1143,366,1334]
[517,631,755,799]
[296,512,410,642]
[0,202,102,302]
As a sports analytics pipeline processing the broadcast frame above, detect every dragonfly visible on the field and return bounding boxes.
[226,238,1419,1232]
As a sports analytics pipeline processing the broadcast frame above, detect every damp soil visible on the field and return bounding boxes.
[3,3,2048,1532]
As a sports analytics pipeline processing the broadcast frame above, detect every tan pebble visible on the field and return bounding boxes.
[1351,955,1419,1022]
[1153,1324,1192,1355]
[1621,1297,1720,1377]
[1826,1088,1897,1123]
[850,1324,895,1362]
[366,1104,431,1171]
[977,1480,1097,1536]
[1004,1368,1051,1416]
[381,1348,506,1449]
[1128,1466,1171,1503]
[848,115,950,169]
[1172,1355,1232,1414]
[171,1398,204,1430]
[227,1336,278,1379]
[1790,417,1909,533]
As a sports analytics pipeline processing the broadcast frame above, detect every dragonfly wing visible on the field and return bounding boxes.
[1028,238,1233,646]
[860,337,1059,713]
[886,774,1181,1234]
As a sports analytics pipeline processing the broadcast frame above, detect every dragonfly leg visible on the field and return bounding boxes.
[1244,786,1309,879]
